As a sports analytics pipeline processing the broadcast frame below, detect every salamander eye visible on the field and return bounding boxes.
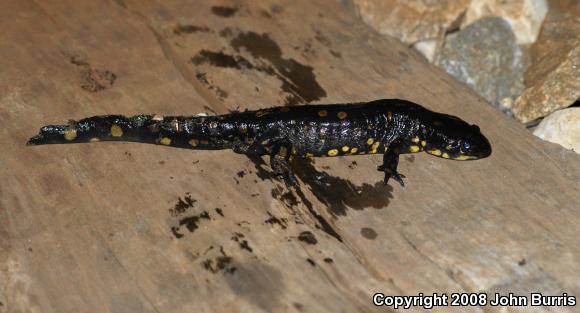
[460,141,471,153]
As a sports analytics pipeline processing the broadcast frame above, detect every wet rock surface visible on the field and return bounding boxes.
[533,108,580,153]
[438,17,526,113]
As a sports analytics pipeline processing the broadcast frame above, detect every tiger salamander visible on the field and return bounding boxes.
[27,99,492,186]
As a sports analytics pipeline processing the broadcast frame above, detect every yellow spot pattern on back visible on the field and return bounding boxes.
[64,129,77,141]
[421,140,427,147]
[350,147,358,154]
[409,145,420,153]
[428,149,442,156]
[445,145,452,150]
[111,125,123,137]
[90,137,100,142]
[371,141,380,153]
[442,153,450,159]
[337,111,347,119]
[189,139,198,147]
[318,110,328,117]
[411,136,420,143]
[454,155,474,161]
[341,146,350,152]
[306,152,314,157]
[366,138,374,145]
[160,137,171,145]
[327,149,338,156]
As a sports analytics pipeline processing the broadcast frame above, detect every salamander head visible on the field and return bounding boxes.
[420,113,491,160]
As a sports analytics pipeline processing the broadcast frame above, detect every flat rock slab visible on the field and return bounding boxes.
[1,1,579,313]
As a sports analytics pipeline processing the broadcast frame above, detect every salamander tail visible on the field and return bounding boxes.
[27,114,229,150]
[27,115,170,146]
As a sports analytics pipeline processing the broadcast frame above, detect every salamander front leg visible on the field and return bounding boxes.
[378,145,406,187]
[269,143,297,186]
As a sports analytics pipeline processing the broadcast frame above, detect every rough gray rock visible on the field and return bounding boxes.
[462,0,548,44]
[438,17,527,114]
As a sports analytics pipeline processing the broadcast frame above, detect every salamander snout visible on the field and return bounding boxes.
[464,131,492,159]
[424,123,492,160]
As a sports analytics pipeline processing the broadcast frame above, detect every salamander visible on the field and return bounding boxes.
[27,99,492,186]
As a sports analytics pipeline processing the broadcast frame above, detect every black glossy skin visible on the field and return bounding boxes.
[27,99,492,186]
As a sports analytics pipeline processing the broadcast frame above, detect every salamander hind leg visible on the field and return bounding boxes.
[269,142,297,186]
[378,141,406,187]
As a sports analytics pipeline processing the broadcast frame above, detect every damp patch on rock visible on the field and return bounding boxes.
[202,247,236,274]
[297,231,318,245]
[211,6,238,17]
[191,30,327,106]
[231,232,253,253]
[171,211,210,238]
[69,56,117,92]
[173,24,211,35]
[360,227,378,240]
[264,212,288,229]
[169,193,197,216]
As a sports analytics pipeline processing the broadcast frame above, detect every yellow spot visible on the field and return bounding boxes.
[384,146,389,152]
[160,137,171,145]
[261,139,270,145]
[358,151,366,154]
[387,111,393,121]
[110,125,123,137]
[341,146,350,152]
[371,141,380,153]
[189,139,199,147]
[428,149,442,156]
[409,145,420,153]
[454,155,474,161]
[442,153,450,159]
[421,140,427,147]
[280,107,290,112]
[64,129,77,141]
[305,153,314,157]
[411,136,420,143]
[350,147,358,154]
[337,111,347,119]
[291,146,298,155]
[445,145,452,150]
[327,149,338,156]
[318,110,328,117]
[89,137,99,142]
[366,138,374,145]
